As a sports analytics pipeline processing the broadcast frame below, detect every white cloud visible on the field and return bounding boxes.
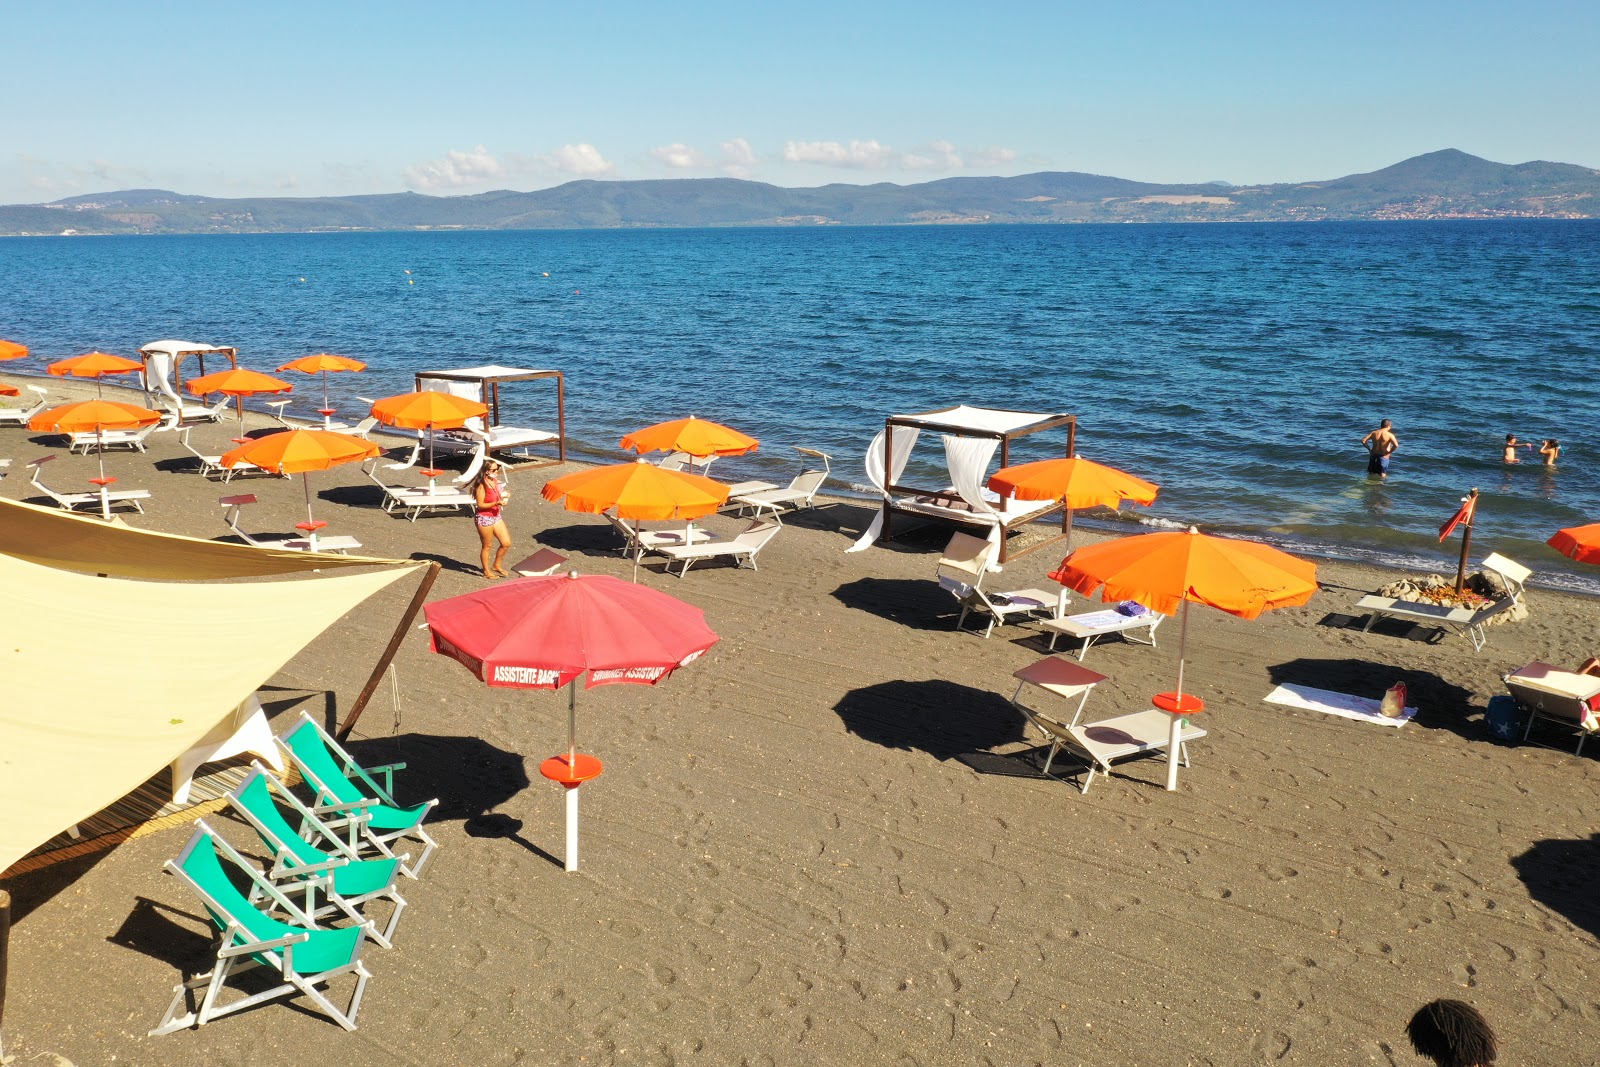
[969,146,1019,167]
[650,143,706,169]
[901,139,964,171]
[543,143,613,176]
[783,139,896,169]
[719,138,758,176]
[402,145,507,190]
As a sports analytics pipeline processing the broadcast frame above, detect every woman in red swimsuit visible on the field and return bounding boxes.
[471,462,513,578]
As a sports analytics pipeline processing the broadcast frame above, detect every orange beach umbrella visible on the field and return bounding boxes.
[1049,527,1317,790]
[989,455,1160,547]
[369,390,490,472]
[278,353,367,425]
[188,367,294,432]
[1547,524,1600,567]
[620,416,759,459]
[0,384,17,397]
[221,429,379,550]
[29,399,163,518]
[0,340,28,361]
[47,351,143,398]
[543,460,730,579]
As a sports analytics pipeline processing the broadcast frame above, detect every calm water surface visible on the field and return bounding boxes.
[4,221,1598,588]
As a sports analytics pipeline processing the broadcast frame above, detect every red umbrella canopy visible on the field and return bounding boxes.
[425,572,719,690]
[1548,524,1600,566]
[1049,527,1318,620]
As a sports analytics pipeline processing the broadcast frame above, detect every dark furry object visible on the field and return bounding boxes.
[1407,999,1498,1066]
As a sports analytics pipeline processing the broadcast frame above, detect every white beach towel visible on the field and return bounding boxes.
[1263,683,1417,728]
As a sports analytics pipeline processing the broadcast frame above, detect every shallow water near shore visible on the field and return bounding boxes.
[5,219,1598,588]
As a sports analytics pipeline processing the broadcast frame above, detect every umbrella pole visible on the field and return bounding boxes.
[568,681,577,766]
[1166,600,1191,792]
[97,428,110,520]
[566,681,580,871]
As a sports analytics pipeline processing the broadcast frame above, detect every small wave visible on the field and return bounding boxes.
[1137,515,1188,530]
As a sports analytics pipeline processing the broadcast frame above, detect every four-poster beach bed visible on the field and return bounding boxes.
[855,405,1078,564]
[412,365,566,471]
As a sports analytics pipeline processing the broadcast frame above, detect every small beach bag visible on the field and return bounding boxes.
[1378,681,1408,718]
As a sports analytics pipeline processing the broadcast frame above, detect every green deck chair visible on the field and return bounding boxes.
[229,764,408,948]
[150,821,375,1035]
[278,711,439,878]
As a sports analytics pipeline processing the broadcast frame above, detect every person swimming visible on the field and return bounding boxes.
[1362,419,1398,478]
[1503,434,1535,463]
[1540,438,1561,465]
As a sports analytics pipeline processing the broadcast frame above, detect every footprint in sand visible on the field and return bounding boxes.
[1258,863,1299,882]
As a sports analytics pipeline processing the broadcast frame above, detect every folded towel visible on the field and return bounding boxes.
[1116,601,1149,616]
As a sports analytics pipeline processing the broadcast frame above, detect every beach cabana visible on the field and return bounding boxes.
[139,340,239,417]
[851,405,1077,564]
[412,365,565,470]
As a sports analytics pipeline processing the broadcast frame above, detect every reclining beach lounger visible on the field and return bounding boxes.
[66,412,174,453]
[1041,606,1165,660]
[362,458,474,521]
[0,385,49,426]
[658,519,781,577]
[158,394,232,425]
[604,512,715,557]
[1504,661,1600,756]
[1033,708,1207,794]
[149,822,377,1035]
[29,456,150,513]
[936,532,1060,638]
[730,448,831,522]
[219,494,362,553]
[1355,553,1531,652]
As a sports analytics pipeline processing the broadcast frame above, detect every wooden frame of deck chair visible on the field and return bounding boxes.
[228,764,408,948]
[150,821,377,1035]
[1355,552,1531,652]
[28,455,150,513]
[278,711,439,878]
[936,531,1061,638]
[730,447,832,522]
[658,519,781,577]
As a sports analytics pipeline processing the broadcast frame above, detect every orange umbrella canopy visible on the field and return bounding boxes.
[542,460,729,521]
[277,353,367,374]
[0,340,28,360]
[369,390,488,429]
[620,416,759,458]
[1548,523,1600,567]
[1049,526,1318,621]
[989,456,1159,509]
[186,367,294,397]
[220,429,379,474]
[28,399,162,434]
[0,384,19,397]
[47,352,143,379]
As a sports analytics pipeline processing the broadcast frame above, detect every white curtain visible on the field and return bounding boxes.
[847,427,920,552]
[143,351,181,408]
[941,433,1003,566]
[423,377,488,432]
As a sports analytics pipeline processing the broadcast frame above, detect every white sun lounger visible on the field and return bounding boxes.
[658,520,781,577]
[29,456,150,513]
[1356,553,1530,652]
[1038,708,1207,794]
[219,494,361,553]
[603,512,715,557]
[1040,607,1165,659]
[362,459,474,521]
[0,386,50,426]
[1504,661,1600,756]
[936,531,1060,638]
[730,448,831,522]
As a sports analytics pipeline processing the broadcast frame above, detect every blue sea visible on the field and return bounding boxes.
[4,221,1599,590]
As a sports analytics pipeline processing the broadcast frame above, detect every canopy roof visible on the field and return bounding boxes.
[0,496,409,579]
[418,365,557,381]
[890,405,1065,436]
[0,548,418,873]
[138,340,236,357]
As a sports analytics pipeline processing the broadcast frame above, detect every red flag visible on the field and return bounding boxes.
[1439,495,1476,541]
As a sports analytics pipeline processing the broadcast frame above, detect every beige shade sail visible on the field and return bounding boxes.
[0,549,421,873]
[0,496,409,579]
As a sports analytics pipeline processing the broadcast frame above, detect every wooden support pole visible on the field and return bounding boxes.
[1454,488,1479,595]
[555,373,566,463]
[337,561,441,741]
[0,887,11,1039]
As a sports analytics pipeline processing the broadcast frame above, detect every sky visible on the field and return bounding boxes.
[7,0,1598,204]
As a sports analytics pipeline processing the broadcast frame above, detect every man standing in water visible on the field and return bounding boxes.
[1362,419,1398,478]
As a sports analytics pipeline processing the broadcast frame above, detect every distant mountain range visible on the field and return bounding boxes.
[3,150,1596,235]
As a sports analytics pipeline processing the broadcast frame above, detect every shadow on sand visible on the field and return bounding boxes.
[833,678,1026,761]
[1510,834,1600,940]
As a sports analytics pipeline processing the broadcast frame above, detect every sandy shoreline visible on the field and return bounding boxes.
[1,378,1597,1065]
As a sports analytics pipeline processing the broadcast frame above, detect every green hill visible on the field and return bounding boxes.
[3,150,1595,235]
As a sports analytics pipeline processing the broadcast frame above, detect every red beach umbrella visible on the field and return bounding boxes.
[425,572,718,871]
[1049,527,1318,790]
[1548,524,1600,567]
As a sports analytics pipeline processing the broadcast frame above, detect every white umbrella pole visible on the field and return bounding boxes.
[1166,600,1191,792]
[566,681,580,872]
[97,428,110,520]
[302,473,319,550]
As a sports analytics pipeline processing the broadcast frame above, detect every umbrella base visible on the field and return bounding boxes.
[539,753,604,786]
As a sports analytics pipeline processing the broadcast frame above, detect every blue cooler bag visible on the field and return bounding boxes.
[1484,694,1520,742]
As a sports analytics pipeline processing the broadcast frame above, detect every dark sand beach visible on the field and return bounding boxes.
[2,380,1597,1066]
